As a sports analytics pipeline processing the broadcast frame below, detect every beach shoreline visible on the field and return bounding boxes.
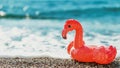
[0,56,119,68]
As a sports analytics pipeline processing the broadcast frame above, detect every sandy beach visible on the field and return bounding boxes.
[0,57,119,68]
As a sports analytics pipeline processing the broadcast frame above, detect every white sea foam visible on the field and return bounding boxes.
[0,19,119,58]
[0,25,69,58]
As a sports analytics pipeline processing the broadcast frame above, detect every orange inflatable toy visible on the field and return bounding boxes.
[62,19,117,64]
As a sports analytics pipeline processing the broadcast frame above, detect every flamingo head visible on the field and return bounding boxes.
[62,19,83,39]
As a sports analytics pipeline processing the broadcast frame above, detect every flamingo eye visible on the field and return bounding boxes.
[68,25,71,28]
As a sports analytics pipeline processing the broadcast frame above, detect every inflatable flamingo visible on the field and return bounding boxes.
[62,19,117,64]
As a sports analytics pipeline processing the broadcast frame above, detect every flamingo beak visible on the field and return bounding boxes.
[62,29,68,39]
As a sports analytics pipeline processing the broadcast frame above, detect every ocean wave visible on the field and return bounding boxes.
[0,25,119,58]
[0,7,120,19]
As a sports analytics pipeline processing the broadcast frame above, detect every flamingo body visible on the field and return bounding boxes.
[62,19,117,64]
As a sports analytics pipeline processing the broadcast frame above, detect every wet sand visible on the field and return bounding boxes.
[0,57,120,68]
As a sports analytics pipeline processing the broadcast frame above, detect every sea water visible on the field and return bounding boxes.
[0,0,120,58]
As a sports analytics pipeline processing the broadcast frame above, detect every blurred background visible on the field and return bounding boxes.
[0,0,120,58]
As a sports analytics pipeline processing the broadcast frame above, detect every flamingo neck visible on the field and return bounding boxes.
[74,29,84,49]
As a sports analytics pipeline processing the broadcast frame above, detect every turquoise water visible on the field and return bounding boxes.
[0,0,120,58]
